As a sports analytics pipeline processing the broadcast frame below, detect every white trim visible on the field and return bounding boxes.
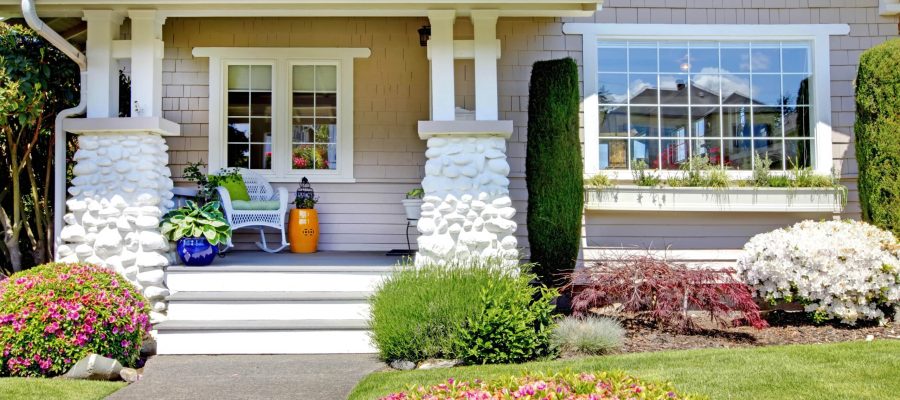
[564,23,850,177]
[881,0,900,15]
[472,10,500,121]
[82,10,123,118]
[427,10,457,121]
[193,47,370,183]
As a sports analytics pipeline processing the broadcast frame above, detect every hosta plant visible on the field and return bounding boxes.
[380,371,694,400]
[569,253,767,332]
[160,200,231,245]
[737,219,900,324]
[0,263,151,377]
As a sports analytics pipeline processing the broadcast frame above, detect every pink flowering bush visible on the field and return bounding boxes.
[380,371,693,400]
[0,263,151,377]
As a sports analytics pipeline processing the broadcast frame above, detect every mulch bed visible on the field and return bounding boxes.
[610,311,899,354]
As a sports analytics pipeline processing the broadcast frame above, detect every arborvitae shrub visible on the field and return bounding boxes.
[855,39,900,236]
[526,58,583,287]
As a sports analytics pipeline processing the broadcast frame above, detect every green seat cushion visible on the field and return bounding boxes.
[220,175,250,201]
[231,200,281,211]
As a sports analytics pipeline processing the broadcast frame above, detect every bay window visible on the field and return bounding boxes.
[563,23,850,178]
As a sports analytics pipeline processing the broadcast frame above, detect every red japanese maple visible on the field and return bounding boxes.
[567,254,767,333]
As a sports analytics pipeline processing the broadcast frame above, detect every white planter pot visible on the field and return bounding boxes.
[585,186,845,213]
[401,198,424,220]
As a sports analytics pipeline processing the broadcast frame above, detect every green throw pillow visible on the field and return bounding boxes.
[220,175,250,201]
[231,200,281,211]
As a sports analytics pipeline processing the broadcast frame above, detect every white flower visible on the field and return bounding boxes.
[736,220,900,324]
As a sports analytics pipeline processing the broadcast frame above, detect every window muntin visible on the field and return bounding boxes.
[226,64,273,170]
[291,64,338,171]
[596,40,813,172]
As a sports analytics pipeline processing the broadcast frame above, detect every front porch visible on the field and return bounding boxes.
[158,251,400,354]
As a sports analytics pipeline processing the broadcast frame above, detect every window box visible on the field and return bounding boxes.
[584,185,844,213]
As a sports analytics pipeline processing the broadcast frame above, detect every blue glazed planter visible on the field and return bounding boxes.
[176,237,218,266]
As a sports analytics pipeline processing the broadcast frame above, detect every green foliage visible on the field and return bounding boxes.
[160,200,231,245]
[294,196,318,209]
[0,24,79,273]
[631,159,662,187]
[855,39,900,237]
[405,188,425,199]
[552,316,625,356]
[584,174,612,188]
[182,163,243,205]
[0,263,150,377]
[369,261,555,365]
[667,156,730,188]
[455,273,557,365]
[526,58,584,287]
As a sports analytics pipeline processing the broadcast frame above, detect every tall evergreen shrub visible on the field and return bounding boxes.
[526,58,583,286]
[855,39,900,236]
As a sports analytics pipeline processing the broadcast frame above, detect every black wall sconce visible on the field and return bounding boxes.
[418,25,431,47]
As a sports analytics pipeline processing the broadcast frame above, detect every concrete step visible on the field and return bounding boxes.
[165,266,392,292]
[166,291,372,321]
[154,319,374,355]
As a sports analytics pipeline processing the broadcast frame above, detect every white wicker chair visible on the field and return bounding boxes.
[216,168,289,253]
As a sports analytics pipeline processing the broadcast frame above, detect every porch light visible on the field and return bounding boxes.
[418,25,431,47]
[295,177,315,207]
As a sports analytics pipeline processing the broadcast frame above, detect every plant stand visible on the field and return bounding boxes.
[288,209,319,253]
[386,218,418,256]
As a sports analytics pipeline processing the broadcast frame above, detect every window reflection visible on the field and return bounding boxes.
[596,40,814,171]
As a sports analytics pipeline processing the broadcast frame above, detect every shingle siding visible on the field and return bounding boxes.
[160,2,897,253]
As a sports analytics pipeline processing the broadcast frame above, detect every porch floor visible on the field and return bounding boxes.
[175,250,406,271]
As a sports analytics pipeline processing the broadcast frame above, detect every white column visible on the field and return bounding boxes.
[471,10,500,121]
[427,10,457,121]
[128,10,165,118]
[82,10,123,118]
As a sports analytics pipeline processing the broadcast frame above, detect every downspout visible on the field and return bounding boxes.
[21,0,88,260]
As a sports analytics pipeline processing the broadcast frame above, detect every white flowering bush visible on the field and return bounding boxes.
[737,220,900,324]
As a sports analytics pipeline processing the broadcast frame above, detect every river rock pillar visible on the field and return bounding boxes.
[57,118,180,323]
[416,121,517,268]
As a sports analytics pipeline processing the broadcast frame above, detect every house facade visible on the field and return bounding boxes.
[2,0,898,354]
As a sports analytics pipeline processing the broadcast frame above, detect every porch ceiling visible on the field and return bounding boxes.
[0,0,603,18]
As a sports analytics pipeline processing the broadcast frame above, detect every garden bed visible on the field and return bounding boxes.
[607,311,897,355]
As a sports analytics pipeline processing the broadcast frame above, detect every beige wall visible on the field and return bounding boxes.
[160,2,898,253]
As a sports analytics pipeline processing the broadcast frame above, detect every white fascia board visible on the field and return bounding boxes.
[563,23,850,37]
[0,1,603,18]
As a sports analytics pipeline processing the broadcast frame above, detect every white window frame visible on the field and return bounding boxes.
[193,47,371,183]
[562,23,850,180]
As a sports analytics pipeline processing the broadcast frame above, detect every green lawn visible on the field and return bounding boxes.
[0,378,125,400]
[350,340,900,400]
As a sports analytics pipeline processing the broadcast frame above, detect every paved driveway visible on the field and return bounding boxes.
[107,354,383,400]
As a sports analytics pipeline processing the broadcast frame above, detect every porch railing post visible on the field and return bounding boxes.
[427,10,457,121]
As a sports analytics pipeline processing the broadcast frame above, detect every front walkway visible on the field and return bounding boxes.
[107,354,383,400]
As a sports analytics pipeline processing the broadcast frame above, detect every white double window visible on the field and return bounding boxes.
[194,47,371,182]
[563,24,850,178]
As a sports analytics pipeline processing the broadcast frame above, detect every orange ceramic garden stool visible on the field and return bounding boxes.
[288,208,319,253]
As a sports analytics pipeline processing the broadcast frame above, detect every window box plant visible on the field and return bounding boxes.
[160,200,232,266]
[402,188,424,220]
[584,156,846,213]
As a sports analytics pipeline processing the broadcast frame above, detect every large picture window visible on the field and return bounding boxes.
[194,47,371,182]
[597,40,812,172]
[563,23,849,178]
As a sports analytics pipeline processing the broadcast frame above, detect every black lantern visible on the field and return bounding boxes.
[417,25,431,47]
[295,177,315,209]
